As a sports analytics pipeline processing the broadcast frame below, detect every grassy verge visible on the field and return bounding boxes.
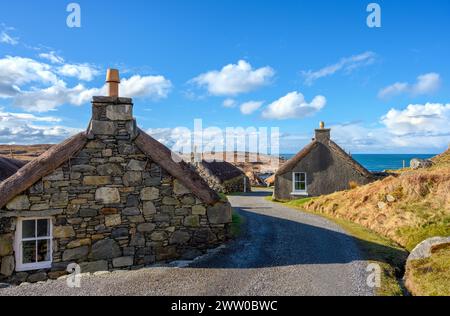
[230,210,244,238]
[265,196,408,296]
[405,245,450,296]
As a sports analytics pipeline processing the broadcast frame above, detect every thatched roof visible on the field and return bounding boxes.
[199,160,244,182]
[0,157,27,181]
[0,129,221,209]
[275,140,372,178]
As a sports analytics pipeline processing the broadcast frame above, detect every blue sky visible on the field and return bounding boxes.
[0,0,449,154]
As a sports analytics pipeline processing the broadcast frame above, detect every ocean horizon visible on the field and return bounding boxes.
[280,154,437,172]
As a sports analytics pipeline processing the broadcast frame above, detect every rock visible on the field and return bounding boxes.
[407,237,450,261]
[184,215,200,227]
[43,170,64,181]
[30,203,50,211]
[66,238,91,249]
[6,195,30,210]
[174,180,190,195]
[207,202,232,224]
[97,163,122,176]
[106,104,133,121]
[170,231,191,245]
[62,246,89,261]
[123,171,142,187]
[143,201,157,216]
[128,215,145,223]
[90,120,116,135]
[79,260,108,273]
[0,255,15,276]
[192,205,206,215]
[95,187,120,204]
[80,209,98,218]
[111,227,129,239]
[137,223,156,233]
[48,271,67,280]
[410,158,433,170]
[127,159,147,171]
[181,249,202,260]
[181,196,196,206]
[105,214,121,227]
[126,195,139,207]
[83,176,112,186]
[0,235,13,256]
[122,207,141,216]
[162,196,178,205]
[72,165,96,173]
[90,239,121,260]
[140,187,160,201]
[102,149,113,157]
[100,208,118,215]
[386,195,396,203]
[130,233,145,247]
[50,192,69,207]
[151,231,168,241]
[27,272,47,283]
[53,226,76,239]
[377,201,386,210]
[112,256,134,268]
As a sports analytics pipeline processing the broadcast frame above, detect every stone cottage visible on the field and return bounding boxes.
[274,122,374,200]
[193,160,250,194]
[0,69,231,284]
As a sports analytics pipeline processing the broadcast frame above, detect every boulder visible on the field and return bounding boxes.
[207,202,232,224]
[143,201,157,216]
[170,231,191,245]
[410,158,433,170]
[112,256,134,268]
[90,239,121,260]
[0,255,15,276]
[62,246,89,261]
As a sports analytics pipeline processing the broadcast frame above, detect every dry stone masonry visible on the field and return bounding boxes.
[0,75,231,284]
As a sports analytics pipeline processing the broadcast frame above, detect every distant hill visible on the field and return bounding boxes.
[0,144,53,161]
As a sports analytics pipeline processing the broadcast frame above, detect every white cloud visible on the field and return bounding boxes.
[302,51,376,86]
[57,63,99,81]
[39,51,65,64]
[0,30,18,45]
[222,98,236,108]
[378,73,441,99]
[262,92,326,120]
[120,75,172,99]
[191,60,275,96]
[0,109,81,144]
[240,101,263,115]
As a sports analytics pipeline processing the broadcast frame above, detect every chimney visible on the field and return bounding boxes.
[87,69,138,140]
[315,121,331,143]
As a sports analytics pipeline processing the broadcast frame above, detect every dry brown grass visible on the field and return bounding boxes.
[303,149,450,251]
[0,144,52,161]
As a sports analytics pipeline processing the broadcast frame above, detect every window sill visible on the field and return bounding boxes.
[16,261,52,272]
[291,192,308,196]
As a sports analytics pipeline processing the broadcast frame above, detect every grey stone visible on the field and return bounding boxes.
[62,246,89,261]
[386,195,396,203]
[181,249,203,260]
[0,255,15,276]
[407,237,450,261]
[106,104,133,121]
[27,272,47,283]
[90,120,116,135]
[123,171,142,187]
[126,195,139,207]
[83,176,112,186]
[174,180,191,195]
[79,260,108,273]
[410,158,433,170]
[170,231,191,245]
[137,223,156,233]
[207,202,232,224]
[80,209,98,218]
[127,159,147,171]
[151,231,168,241]
[50,192,69,207]
[143,201,157,216]
[111,227,129,239]
[162,196,178,205]
[95,187,120,204]
[112,256,134,268]
[140,187,160,201]
[184,215,200,227]
[122,207,141,216]
[90,239,121,260]
[43,169,64,181]
[30,203,50,211]
[192,205,206,215]
[130,233,145,247]
[72,165,96,173]
[6,195,30,211]
[97,163,123,176]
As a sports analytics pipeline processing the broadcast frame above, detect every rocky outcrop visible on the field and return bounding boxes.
[410,159,433,170]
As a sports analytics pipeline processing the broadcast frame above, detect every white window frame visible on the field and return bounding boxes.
[292,172,308,196]
[14,217,53,272]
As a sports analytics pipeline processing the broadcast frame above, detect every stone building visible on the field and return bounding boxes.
[274,122,374,200]
[193,160,250,194]
[0,69,231,284]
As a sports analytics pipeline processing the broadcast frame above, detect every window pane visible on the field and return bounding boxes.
[22,241,36,264]
[37,239,51,262]
[37,219,50,237]
[300,182,306,190]
[22,220,36,239]
[300,173,306,181]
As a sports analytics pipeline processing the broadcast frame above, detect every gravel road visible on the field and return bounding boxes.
[0,190,373,296]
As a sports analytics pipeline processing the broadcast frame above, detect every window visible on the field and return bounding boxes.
[15,218,52,272]
[292,172,307,195]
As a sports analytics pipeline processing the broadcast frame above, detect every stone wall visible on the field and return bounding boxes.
[0,97,231,284]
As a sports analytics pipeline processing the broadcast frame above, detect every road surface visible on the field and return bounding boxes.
[0,190,373,296]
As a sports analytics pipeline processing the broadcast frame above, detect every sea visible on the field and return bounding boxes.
[280,154,436,172]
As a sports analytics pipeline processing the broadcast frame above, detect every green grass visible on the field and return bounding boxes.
[406,245,450,296]
[230,211,244,238]
[266,196,408,296]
